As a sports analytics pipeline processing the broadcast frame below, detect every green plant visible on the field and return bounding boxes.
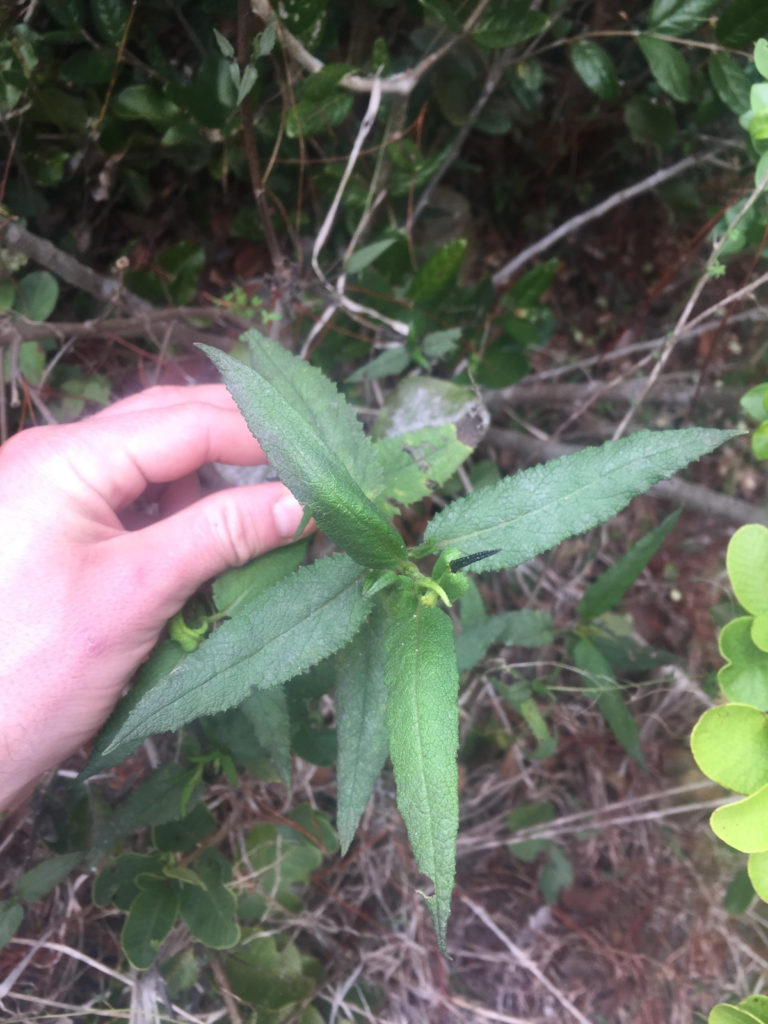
[80,330,738,951]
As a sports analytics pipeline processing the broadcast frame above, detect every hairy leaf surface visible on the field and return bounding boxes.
[202,344,407,569]
[241,330,383,497]
[425,429,739,571]
[92,555,369,764]
[373,425,472,506]
[384,597,458,951]
[335,601,390,854]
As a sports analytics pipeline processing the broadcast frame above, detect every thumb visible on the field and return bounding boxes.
[119,482,308,618]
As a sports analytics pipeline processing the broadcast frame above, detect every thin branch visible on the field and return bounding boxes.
[491,152,718,288]
[460,895,597,1024]
[612,163,768,438]
[250,0,493,96]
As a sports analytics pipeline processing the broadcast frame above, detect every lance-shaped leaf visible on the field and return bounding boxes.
[201,344,407,570]
[384,595,459,952]
[578,508,681,621]
[88,555,369,769]
[335,601,390,855]
[425,429,740,572]
[241,330,382,498]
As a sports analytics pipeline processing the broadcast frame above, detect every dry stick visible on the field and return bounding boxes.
[612,164,768,439]
[412,48,514,222]
[0,215,153,315]
[491,153,715,288]
[250,0,493,96]
[484,427,768,527]
[237,0,285,277]
[484,377,744,410]
[460,895,597,1024]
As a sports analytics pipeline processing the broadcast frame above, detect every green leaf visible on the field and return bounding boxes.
[113,84,180,123]
[212,540,307,614]
[718,618,768,710]
[180,849,240,949]
[508,259,560,306]
[752,422,768,460]
[201,342,406,569]
[14,270,58,321]
[707,53,751,115]
[624,95,675,147]
[472,5,547,49]
[740,383,768,421]
[709,1004,761,1023]
[88,764,203,860]
[335,603,390,854]
[757,40,768,82]
[717,1,768,49]
[43,0,85,29]
[153,804,217,853]
[301,63,355,101]
[408,239,467,303]
[421,328,462,360]
[14,852,83,902]
[739,994,768,1024]
[0,900,24,952]
[691,704,768,794]
[122,878,180,969]
[92,853,166,909]
[240,686,292,786]
[728,525,768,616]
[425,429,739,571]
[60,49,117,84]
[346,237,398,274]
[578,509,680,621]
[384,597,459,951]
[346,347,411,382]
[90,0,129,43]
[573,639,646,766]
[637,35,691,102]
[223,933,315,1009]
[711,782,768,853]
[539,844,573,904]
[91,555,369,764]
[648,0,718,36]
[285,91,354,137]
[724,867,754,915]
[373,425,472,506]
[570,41,619,101]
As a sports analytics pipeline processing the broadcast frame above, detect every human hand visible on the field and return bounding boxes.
[0,384,309,810]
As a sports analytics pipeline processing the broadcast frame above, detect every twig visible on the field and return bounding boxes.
[460,895,597,1024]
[484,428,768,527]
[237,0,285,276]
[491,153,718,288]
[0,214,153,315]
[612,163,768,439]
[413,49,515,222]
[250,0,493,96]
[484,377,744,411]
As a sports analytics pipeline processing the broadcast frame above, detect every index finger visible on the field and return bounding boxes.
[64,399,269,509]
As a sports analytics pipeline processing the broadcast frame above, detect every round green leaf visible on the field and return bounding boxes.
[756,39,768,81]
[638,35,691,103]
[752,422,768,460]
[727,525,768,615]
[753,613,768,652]
[122,879,180,969]
[739,995,768,1024]
[709,1007,764,1024]
[718,618,768,709]
[709,52,752,115]
[691,704,768,794]
[747,848,768,902]
[570,41,619,101]
[741,383,768,422]
[14,271,59,321]
[712,783,768,852]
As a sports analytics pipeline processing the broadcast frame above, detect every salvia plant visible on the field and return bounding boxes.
[79,329,741,952]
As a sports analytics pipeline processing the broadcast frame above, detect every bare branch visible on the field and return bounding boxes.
[0,214,153,315]
[491,152,718,288]
[250,0,493,95]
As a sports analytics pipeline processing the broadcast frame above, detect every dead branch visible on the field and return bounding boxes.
[491,152,722,288]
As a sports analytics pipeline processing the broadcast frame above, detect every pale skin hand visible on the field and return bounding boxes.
[0,384,309,811]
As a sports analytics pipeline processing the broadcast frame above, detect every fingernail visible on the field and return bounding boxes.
[273,493,305,538]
